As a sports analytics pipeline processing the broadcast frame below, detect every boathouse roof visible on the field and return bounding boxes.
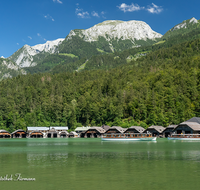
[75,126,91,132]
[177,122,200,131]
[111,126,126,133]
[87,127,106,134]
[69,131,78,136]
[50,126,68,130]
[185,117,200,124]
[126,126,145,133]
[11,129,26,135]
[0,130,10,133]
[146,126,165,133]
[27,127,49,131]
[101,125,110,131]
[166,125,178,129]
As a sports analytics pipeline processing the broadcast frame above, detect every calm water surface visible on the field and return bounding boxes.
[0,138,200,190]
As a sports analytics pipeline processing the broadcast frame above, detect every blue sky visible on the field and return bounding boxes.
[0,0,199,58]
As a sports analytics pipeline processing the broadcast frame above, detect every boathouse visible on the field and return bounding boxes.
[0,130,11,138]
[163,125,177,137]
[29,131,44,138]
[83,127,105,138]
[124,126,145,133]
[59,131,69,138]
[47,128,59,138]
[27,127,49,138]
[75,126,91,133]
[11,129,27,138]
[144,126,165,137]
[173,122,200,134]
[105,126,126,134]
[68,131,79,138]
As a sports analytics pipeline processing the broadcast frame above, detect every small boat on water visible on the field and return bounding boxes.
[168,134,200,140]
[101,133,157,141]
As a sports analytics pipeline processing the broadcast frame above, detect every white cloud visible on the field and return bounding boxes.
[92,11,99,17]
[17,43,19,45]
[53,0,62,4]
[44,14,55,21]
[118,3,144,12]
[77,12,89,18]
[118,3,163,14]
[37,33,41,37]
[28,36,32,40]
[147,3,163,14]
[75,7,90,18]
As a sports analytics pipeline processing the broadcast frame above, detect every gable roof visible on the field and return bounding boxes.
[0,130,10,133]
[185,117,200,124]
[146,126,165,133]
[86,127,105,134]
[124,126,145,133]
[101,125,110,131]
[111,126,126,133]
[163,125,177,132]
[177,122,200,131]
[11,129,26,134]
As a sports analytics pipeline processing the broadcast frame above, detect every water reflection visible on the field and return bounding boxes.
[27,153,68,167]
[0,139,200,190]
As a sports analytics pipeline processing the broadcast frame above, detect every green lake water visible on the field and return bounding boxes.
[0,138,200,190]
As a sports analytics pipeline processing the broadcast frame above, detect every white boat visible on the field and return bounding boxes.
[168,134,200,141]
[101,133,157,141]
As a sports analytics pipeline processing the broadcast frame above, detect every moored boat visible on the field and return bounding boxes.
[101,133,157,141]
[168,134,200,140]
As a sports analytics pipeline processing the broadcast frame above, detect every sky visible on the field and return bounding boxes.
[0,0,200,58]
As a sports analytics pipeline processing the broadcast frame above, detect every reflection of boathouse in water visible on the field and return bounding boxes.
[0,130,11,138]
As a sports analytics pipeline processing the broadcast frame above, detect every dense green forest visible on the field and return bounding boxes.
[1,38,200,132]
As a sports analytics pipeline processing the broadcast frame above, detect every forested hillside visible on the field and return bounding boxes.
[1,38,200,132]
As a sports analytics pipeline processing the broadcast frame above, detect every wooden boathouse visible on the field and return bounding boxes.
[29,131,44,138]
[0,130,11,138]
[83,127,105,138]
[47,128,59,138]
[11,129,27,138]
[68,131,79,138]
[163,125,177,137]
[173,122,200,134]
[27,127,49,138]
[144,125,165,137]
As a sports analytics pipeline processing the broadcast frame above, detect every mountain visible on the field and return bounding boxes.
[59,20,162,53]
[6,17,200,76]
[163,17,200,39]
[8,20,162,72]
[0,58,26,80]
[8,38,64,68]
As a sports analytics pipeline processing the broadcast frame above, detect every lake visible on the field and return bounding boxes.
[0,138,200,190]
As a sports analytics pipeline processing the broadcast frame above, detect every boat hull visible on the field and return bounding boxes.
[101,137,157,141]
[168,137,200,141]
